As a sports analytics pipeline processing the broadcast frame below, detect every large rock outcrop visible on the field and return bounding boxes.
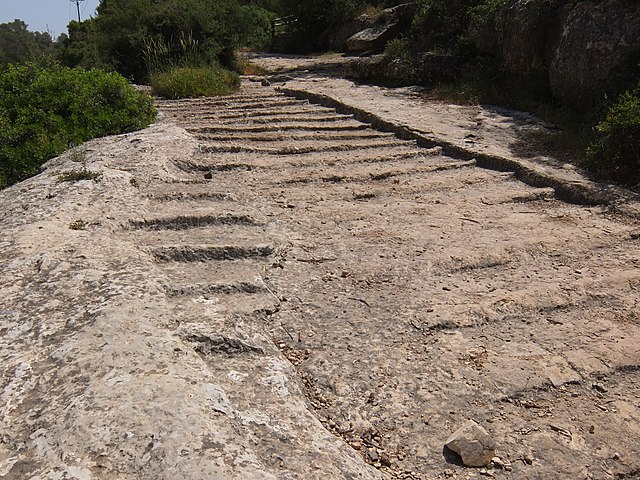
[469,0,640,109]
[549,0,640,108]
[495,0,566,77]
[346,3,415,52]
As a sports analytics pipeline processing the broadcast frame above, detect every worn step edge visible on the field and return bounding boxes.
[187,124,370,133]
[164,281,266,297]
[277,87,640,211]
[145,191,236,202]
[278,160,476,185]
[176,149,437,173]
[199,140,409,156]
[129,214,261,230]
[151,245,274,262]
[193,132,392,143]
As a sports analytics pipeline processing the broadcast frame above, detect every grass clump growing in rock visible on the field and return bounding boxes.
[0,63,156,188]
[586,88,640,187]
[68,219,88,230]
[57,169,101,183]
[149,66,240,99]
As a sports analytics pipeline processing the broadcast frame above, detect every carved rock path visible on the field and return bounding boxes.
[1,57,640,479]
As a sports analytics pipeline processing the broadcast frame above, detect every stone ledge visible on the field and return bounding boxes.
[277,84,640,215]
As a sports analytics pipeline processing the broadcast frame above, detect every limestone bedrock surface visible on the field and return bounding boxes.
[1,61,640,479]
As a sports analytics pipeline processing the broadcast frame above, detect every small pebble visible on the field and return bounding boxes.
[592,382,608,393]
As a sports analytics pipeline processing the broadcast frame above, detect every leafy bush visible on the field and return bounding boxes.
[384,38,412,64]
[468,0,506,28]
[58,19,105,70]
[280,0,358,52]
[586,88,640,186]
[87,0,275,82]
[408,0,506,55]
[149,66,240,99]
[0,63,156,188]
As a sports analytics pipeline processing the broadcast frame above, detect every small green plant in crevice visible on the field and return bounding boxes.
[586,87,640,187]
[384,38,412,64]
[68,145,87,163]
[68,219,88,230]
[57,168,102,183]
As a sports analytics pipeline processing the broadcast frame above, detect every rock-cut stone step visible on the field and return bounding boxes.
[128,214,261,231]
[193,130,393,143]
[157,253,279,316]
[151,244,274,263]
[198,139,410,155]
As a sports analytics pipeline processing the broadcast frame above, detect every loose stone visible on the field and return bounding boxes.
[445,420,496,467]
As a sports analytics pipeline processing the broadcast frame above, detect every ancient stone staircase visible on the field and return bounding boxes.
[120,83,640,478]
[1,79,639,479]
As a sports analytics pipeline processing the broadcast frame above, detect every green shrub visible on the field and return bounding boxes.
[384,38,412,63]
[91,0,276,82]
[0,20,55,67]
[586,88,640,186]
[279,0,359,52]
[0,63,156,188]
[468,0,506,28]
[149,66,240,99]
[409,0,506,55]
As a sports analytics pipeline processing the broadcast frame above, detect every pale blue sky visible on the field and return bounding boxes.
[0,0,100,38]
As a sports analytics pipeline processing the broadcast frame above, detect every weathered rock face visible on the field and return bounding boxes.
[347,51,459,85]
[325,14,374,51]
[549,0,640,108]
[0,120,386,480]
[4,63,640,479]
[347,3,415,52]
[472,0,640,108]
[346,54,416,84]
[495,0,566,77]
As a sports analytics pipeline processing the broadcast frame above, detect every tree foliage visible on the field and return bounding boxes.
[0,20,55,66]
[57,0,276,82]
[58,20,104,70]
[587,87,640,186]
[409,0,506,55]
[277,0,390,52]
[0,63,156,187]
[280,0,357,51]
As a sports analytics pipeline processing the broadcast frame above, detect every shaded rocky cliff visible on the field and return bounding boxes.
[345,0,639,109]
[474,0,640,108]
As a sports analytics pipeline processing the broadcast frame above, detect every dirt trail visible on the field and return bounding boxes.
[1,59,639,480]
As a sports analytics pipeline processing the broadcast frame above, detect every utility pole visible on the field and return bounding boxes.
[71,0,86,22]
